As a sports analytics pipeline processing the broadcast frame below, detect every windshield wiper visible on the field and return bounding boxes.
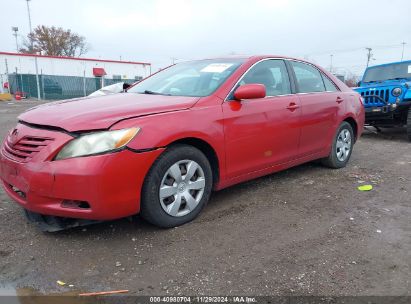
[385,77,407,81]
[141,90,171,96]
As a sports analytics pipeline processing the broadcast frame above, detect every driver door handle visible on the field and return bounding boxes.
[286,102,300,111]
[336,96,344,103]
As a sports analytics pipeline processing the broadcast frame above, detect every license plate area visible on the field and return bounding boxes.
[0,157,28,197]
[2,161,19,177]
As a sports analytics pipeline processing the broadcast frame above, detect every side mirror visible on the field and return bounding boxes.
[233,84,266,101]
[357,81,361,87]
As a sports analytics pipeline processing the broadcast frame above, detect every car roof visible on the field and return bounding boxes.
[193,55,308,62]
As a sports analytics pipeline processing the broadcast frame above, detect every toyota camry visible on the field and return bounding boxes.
[0,56,365,229]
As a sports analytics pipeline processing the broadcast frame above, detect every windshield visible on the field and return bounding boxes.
[363,61,411,83]
[128,59,245,97]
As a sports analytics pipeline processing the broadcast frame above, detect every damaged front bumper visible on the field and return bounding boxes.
[0,123,164,226]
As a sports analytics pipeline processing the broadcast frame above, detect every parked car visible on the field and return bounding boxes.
[0,56,364,229]
[88,82,132,97]
[354,60,411,140]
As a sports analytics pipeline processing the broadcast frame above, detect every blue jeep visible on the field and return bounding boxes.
[355,60,411,141]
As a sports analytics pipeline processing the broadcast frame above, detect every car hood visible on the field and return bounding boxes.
[19,93,200,132]
[358,80,408,89]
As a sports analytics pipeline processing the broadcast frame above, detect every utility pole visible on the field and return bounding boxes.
[12,27,19,52]
[401,42,406,61]
[330,54,333,73]
[365,48,373,68]
[26,0,41,100]
[5,59,9,75]
[83,70,86,97]
[4,59,10,93]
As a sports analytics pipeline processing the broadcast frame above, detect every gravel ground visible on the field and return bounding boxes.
[0,100,410,296]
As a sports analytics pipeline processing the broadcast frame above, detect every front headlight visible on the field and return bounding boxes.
[55,127,140,160]
[392,87,402,97]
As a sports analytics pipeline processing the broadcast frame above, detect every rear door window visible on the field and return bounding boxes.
[291,61,326,93]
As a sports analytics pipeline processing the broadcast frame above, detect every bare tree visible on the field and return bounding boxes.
[20,25,89,57]
[344,73,360,88]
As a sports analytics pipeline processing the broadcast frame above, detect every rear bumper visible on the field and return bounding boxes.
[0,147,163,220]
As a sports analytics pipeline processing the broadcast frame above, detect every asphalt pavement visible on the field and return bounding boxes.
[0,100,410,296]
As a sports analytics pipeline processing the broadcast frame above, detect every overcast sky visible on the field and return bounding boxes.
[1,0,410,76]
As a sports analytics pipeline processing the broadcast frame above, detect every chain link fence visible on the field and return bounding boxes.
[7,73,138,100]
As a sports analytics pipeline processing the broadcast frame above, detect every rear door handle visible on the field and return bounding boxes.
[286,103,300,111]
[336,97,344,103]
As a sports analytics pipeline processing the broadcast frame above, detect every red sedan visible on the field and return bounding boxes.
[0,56,364,228]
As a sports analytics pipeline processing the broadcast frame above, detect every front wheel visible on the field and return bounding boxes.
[322,122,354,169]
[406,107,411,142]
[141,144,213,228]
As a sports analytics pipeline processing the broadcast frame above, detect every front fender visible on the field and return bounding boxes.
[110,106,227,180]
[111,108,223,150]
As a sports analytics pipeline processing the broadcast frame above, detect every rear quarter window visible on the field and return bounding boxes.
[322,75,339,92]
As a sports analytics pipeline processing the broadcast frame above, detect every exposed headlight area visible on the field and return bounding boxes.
[392,87,402,97]
[55,127,140,160]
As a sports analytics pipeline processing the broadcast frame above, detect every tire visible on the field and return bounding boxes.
[141,144,213,228]
[322,122,354,169]
[407,107,411,142]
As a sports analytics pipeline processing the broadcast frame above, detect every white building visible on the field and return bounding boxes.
[0,51,151,81]
[0,51,151,97]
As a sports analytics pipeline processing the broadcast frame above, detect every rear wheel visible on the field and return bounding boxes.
[141,144,212,228]
[322,122,354,169]
[407,107,411,142]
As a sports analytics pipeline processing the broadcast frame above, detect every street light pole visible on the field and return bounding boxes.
[366,48,373,68]
[401,42,406,61]
[12,27,19,52]
[25,0,41,100]
[26,0,33,33]
[330,54,333,73]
